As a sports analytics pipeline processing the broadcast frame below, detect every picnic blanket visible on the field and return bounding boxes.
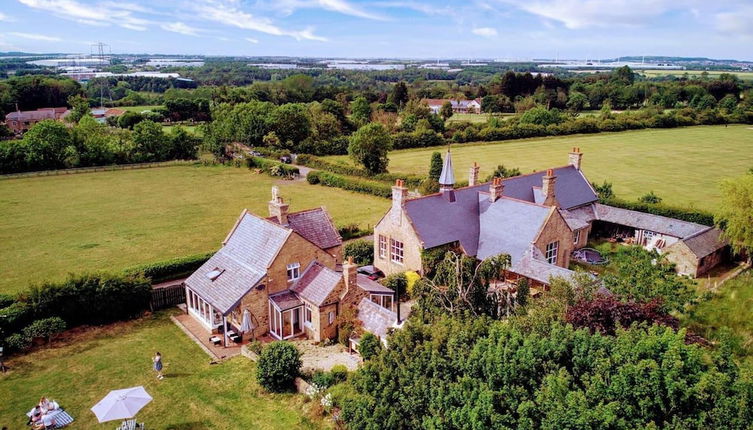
[26,407,75,428]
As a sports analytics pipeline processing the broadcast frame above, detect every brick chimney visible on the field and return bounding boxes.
[342,256,357,298]
[568,147,583,170]
[268,186,289,225]
[489,177,504,202]
[542,169,559,207]
[468,162,480,187]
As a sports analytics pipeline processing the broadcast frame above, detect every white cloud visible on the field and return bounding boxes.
[315,0,386,20]
[0,12,12,21]
[472,27,498,37]
[245,37,259,44]
[373,1,453,16]
[499,0,679,29]
[715,7,753,38]
[17,0,150,30]
[161,22,200,36]
[194,1,327,41]
[8,32,62,42]
[259,0,385,20]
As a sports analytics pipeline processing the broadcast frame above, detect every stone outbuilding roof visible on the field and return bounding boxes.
[592,203,708,238]
[357,297,397,340]
[511,247,578,285]
[269,290,303,311]
[268,207,342,250]
[356,274,395,294]
[477,196,552,264]
[680,227,727,258]
[292,261,342,306]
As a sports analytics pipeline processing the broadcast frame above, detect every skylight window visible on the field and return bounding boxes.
[206,268,224,281]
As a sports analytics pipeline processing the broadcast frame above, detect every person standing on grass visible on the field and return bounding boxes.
[153,352,163,380]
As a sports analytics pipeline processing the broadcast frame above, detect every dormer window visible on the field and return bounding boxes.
[206,268,224,281]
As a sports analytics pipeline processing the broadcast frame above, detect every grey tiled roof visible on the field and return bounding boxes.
[501,165,597,210]
[681,228,726,258]
[269,290,303,311]
[593,203,708,238]
[186,212,291,315]
[560,209,591,231]
[510,247,578,285]
[356,274,394,294]
[185,251,265,314]
[357,297,397,340]
[438,150,455,185]
[292,261,342,306]
[477,196,552,264]
[269,208,342,250]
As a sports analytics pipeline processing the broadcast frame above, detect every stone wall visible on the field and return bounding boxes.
[533,208,574,268]
[373,208,424,276]
[664,242,700,277]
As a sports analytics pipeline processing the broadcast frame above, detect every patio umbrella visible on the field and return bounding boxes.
[240,309,254,333]
[91,386,152,423]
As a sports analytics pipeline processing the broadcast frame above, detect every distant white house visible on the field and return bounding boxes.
[423,98,482,114]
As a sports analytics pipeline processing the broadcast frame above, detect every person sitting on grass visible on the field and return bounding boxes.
[28,406,42,425]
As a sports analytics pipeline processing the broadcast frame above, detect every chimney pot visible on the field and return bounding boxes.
[489,176,504,202]
[468,162,480,187]
[542,170,558,207]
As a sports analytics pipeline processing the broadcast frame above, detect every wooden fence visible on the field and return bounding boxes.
[150,284,186,311]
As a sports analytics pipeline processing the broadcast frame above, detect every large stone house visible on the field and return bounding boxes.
[424,99,482,114]
[373,148,728,287]
[5,107,68,135]
[184,187,397,346]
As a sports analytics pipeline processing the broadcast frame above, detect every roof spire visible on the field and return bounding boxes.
[438,148,455,191]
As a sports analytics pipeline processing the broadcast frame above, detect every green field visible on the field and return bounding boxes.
[0,165,389,294]
[163,124,201,135]
[328,125,753,211]
[119,105,164,113]
[447,113,513,124]
[640,70,753,81]
[0,311,325,429]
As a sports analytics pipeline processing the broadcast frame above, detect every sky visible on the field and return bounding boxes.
[0,0,752,60]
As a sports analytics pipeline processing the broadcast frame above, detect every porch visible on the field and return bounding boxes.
[173,309,274,359]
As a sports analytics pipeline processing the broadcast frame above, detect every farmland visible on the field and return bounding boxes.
[640,70,753,81]
[327,125,753,211]
[0,310,326,429]
[0,165,389,294]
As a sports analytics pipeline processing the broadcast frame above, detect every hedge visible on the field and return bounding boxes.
[124,251,213,283]
[1,272,151,351]
[296,154,423,187]
[338,223,373,240]
[246,156,299,177]
[307,170,392,198]
[602,198,714,226]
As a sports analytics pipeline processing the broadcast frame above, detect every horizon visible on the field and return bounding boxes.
[0,1,752,61]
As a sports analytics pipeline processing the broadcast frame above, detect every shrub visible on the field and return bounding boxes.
[405,271,421,298]
[638,191,663,204]
[22,317,66,342]
[124,252,213,283]
[311,369,336,389]
[0,294,15,309]
[248,340,264,355]
[344,240,373,265]
[296,154,423,187]
[246,156,299,178]
[337,223,372,241]
[306,170,321,184]
[566,296,679,336]
[330,364,349,384]
[310,171,392,198]
[0,301,33,338]
[383,273,407,299]
[358,332,381,360]
[256,341,302,392]
[4,333,30,353]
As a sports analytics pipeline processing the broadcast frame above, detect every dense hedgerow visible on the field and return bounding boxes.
[306,170,392,198]
[246,156,299,177]
[296,153,423,187]
[123,252,214,284]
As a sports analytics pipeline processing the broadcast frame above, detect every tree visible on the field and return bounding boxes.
[348,123,391,174]
[343,239,373,265]
[390,81,409,107]
[591,180,614,200]
[256,341,302,392]
[23,119,74,170]
[519,106,562,126]
[168,127,199,160]
[485,164,521,181]
[269,103,310,149]
[428,151,443,181]
[566,91,589,112]
[439,101,453,120]
[65,94,91,123]
[516,278,529,308]
[132,120,168,162]
[358,332,382,360]
[117,111,145,129]
[350,96,372,126]
[716,174,753,259]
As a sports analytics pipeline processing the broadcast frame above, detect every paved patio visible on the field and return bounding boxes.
[172,312,248,360]
[291,339,361,372]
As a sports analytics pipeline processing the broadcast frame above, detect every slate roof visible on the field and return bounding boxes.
[438,150,455,186]
[593,203,707,238]
[476,196,552,264]
[186,211,291,314]
[6,107,67,121]
[357,297,397,340]
[681,228,727,258]
[268,207,341,250]
[500,165,597,210]
[560,209,591,231]
[291,261,342,306]
[269,290,303,311]
[356,274,395,294]
[511,247,579,285]
[185,251,266,314]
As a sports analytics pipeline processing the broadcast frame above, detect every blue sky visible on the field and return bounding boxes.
[1,0,752,60]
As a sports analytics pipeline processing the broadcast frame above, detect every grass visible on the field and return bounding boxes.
[0,311,326,429]
[163,124,201,135]
[0,165,389,294]
[118,105,164,113]
[446,113,513,124]
[326,125,753,211]
[640,70,753,81]
[682,270,753,369]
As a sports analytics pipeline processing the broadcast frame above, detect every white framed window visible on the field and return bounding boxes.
[286,262,301,281]
[370,294,393,311]
[328,311,335,325]
[573,229,581,245]
[545,241,559,265]
[304,304,312,325]
[390,239,404,264]
[378,235,387,259]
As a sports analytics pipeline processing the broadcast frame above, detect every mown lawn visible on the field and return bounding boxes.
[682,270,753,369]
[0,311,326,429]
[0,165,389,294]
[119,105,164,113]
[326,125,753,211]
